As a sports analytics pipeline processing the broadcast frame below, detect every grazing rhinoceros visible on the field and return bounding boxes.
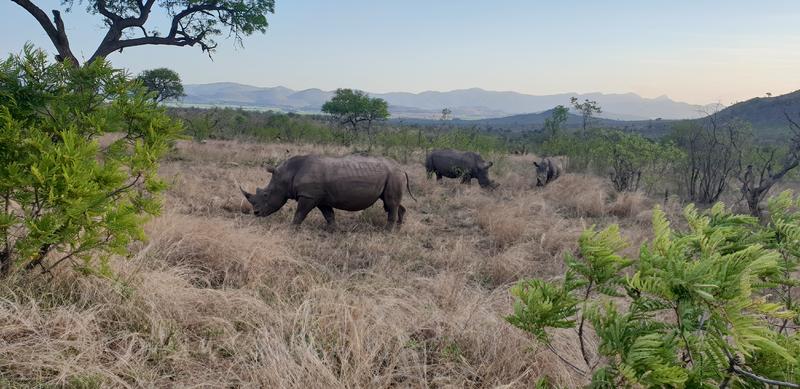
[534,156,566,187]
[424,149,498,189]
[240,155,414,229]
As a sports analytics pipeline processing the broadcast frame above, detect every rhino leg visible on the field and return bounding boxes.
[291,197,317,226]
[386,205,399,230]
[317,205,336,230]
[382,200,401,230]
[435,172,443,182]
[398,205,406,225]
[460,175,472,184]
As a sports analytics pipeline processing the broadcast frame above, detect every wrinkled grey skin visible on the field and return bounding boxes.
[240,155,413,230]
[425,149,498,189]
[534,157,564,187]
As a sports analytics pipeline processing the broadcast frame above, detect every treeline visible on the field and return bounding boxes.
[168,107,510,159]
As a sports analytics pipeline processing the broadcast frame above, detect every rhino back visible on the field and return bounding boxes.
[293,156,392,211]
[429,149,476,176]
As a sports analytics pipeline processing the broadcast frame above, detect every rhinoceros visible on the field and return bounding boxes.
[424,149,498,188]
[534,156,566,187]
[240,155,414,229]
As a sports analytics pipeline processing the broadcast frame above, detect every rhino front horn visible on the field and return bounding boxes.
[265,165,276,174]
[239,185,252,200]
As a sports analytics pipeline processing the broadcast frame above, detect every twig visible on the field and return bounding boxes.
[731,365,799,388]
[545,343,586,376]
[577,280,594,369]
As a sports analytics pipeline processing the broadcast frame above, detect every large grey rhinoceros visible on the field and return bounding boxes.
[425,149,498,188]
[534,156,566,187]
[240,155,414,229]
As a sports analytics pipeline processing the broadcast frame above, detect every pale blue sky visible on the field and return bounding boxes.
[2,0,799,104]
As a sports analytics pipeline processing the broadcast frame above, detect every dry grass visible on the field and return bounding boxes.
[0,141,660,388]
[541,174,609,218]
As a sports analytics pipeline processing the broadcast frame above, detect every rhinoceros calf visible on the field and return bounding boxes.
[240,155,414,229]
[534,156,566,187]
[425,149,497,188]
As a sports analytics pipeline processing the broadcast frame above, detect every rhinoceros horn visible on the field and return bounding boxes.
[239,185,252,201]
[265,165,276,174]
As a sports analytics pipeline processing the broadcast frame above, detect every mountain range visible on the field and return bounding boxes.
[181,82,714,121]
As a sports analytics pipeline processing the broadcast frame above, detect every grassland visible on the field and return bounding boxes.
[0,140,684,388]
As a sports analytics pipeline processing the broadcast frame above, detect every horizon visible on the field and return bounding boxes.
[3,1,800,106]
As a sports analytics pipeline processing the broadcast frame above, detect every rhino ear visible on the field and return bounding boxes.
[533,161,539,168]
[265,165,276,174]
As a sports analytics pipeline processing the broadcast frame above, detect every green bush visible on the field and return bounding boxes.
[541,130,683,194]
[0,46,181,276]
[508,193,800,387]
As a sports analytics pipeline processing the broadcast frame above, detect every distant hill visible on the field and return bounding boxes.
[181,82,712,121]
[712,90,800,131]
[394,108,674,137]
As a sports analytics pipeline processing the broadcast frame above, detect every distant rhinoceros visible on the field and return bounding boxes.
[534,156,566,187]
[425,149,498,188]
[240,155,414,229]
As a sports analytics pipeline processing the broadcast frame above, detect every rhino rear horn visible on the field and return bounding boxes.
[485,161,493,169]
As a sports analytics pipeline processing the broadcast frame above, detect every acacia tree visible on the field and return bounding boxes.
[321,88,389,149]
[137,67,185,103]
[670,113,743,205]
[10,0,276,66]
[440,108,452,121]
[543,105,568,138]
[570,97,602,135]
[734,112,800,217]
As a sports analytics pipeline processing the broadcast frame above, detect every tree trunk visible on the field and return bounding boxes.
[745,190,762,217]
[0,249,10,276]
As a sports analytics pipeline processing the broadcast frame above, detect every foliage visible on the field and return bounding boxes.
[136,68,185,103]
[595,130,682,192]
[668,117,747,205]
[168,107,336,144]
[0,46,181,276]
[571,97,602,134]
[543,105,569,139]
[734,113,800,216]
[540,130,683,194]
[167,107,510,158]
[321,88,389,148]
[11,0,276,65]
[508,198,800,387]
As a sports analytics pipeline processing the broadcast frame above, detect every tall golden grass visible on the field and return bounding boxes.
[0,141,655,388]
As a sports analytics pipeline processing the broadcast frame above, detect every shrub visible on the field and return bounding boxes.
[541,131,683,195]
[507,196,800,387]
[0,47,181,276]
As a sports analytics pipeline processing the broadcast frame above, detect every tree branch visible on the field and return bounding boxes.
[10,0,78,64]
[731,365,799,388]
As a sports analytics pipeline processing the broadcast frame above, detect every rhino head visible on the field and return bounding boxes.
[475,161,498,189]
[533,160,549,187]
[240,165,289,217]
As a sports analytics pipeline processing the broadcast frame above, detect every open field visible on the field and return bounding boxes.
[2,140,686,388]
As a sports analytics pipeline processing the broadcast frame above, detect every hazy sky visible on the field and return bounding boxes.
[2,0,799,105]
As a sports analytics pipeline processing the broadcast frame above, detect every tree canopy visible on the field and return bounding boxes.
[570,97,602,133]
[0,46,181,276]
[322,88,389,147]
[322,89,390,128]
[137,67,186,103]
[10,0,276,65]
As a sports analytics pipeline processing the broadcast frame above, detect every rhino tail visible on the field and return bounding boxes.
[404,171,418,202]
